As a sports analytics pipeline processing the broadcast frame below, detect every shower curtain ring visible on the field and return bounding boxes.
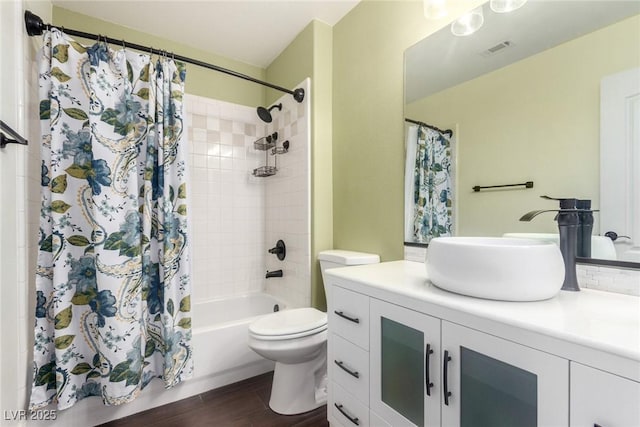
[121,39,126,50]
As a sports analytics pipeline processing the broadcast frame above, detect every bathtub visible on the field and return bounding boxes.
[192,292,286,383]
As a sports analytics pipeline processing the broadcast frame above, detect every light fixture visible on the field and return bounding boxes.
[451,6,484,36]
[490,0,528,13]
[424,0,448,20]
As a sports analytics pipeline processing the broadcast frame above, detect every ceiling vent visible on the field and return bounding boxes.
[480,40,514,57]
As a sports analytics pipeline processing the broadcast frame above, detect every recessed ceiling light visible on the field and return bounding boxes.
[490,0,528,14]
[451,6,484,37]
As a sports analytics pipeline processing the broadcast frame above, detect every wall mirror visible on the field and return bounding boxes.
[404,0,640,267]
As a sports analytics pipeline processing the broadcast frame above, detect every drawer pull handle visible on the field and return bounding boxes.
[425,343,434,396]
[334,310,360,324]
[443,350,452,406]
[335,403,360,425]
[335,360,360,379]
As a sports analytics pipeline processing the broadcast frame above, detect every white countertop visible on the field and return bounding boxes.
[326,260,640,380]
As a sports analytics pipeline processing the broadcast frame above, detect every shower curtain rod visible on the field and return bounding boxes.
[24,11,305,103]
[405,118,453,138]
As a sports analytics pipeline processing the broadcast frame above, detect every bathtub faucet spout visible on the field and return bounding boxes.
[266,270,283,279]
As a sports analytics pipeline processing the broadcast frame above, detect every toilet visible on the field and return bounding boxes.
[248,249,380,415]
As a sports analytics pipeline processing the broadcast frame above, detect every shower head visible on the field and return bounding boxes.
[256,103,282,123]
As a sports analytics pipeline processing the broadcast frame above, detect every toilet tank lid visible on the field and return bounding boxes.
[318,250,380,265]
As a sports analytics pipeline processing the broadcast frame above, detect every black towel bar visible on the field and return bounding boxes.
[0,120,28,148]
[473,181,533,192]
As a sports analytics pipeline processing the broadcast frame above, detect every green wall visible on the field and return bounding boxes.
[53,7,265,106]
[266,21,333,310]
[331,0,483,261]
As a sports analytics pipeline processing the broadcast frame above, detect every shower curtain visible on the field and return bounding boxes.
[30,29,192,410]
[412,125,453,243]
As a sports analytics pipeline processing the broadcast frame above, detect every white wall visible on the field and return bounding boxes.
[1,1,50,425]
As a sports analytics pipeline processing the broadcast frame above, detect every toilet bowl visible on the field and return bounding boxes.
[248,307,328,415]
[248,249,380,415]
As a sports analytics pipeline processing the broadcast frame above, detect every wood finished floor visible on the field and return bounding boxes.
[98,372,328,427]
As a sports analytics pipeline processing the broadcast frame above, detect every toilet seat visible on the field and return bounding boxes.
[249,308,327,340]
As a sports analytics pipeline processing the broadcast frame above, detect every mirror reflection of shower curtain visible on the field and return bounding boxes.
[404,124,419,241]
[409,125,453,243]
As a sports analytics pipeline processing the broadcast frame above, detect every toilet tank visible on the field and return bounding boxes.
[318,250,380,282]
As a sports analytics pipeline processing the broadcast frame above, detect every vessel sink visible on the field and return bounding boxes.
[426,237,565,301]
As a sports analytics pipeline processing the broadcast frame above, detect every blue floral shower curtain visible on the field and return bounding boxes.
[31,29,192,410]
[413,125,453,242]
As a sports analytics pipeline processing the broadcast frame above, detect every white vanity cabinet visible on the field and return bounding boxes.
[570,362,640,427]
[325,261,640,427]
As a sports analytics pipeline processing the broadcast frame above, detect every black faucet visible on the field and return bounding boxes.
[520,197,581,292]
[266,270,283,279]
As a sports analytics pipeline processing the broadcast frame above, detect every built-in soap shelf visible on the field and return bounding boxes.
[251,132,289,178]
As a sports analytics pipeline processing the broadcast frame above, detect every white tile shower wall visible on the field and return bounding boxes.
[264,79,311,308]
[185,95,266,303]
[0,0,48,421]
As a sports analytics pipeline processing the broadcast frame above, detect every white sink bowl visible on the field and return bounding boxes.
[426,237,565,301]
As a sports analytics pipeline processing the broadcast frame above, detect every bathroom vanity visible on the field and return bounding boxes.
[325,261,640,427]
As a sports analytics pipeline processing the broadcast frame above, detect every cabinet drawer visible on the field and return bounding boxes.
[570,362,640,427]
[330,333,369,405]
[330,382,370,427]
[330,286,369,350]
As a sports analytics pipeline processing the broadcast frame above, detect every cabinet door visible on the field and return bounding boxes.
[571,362,640,427]
[441,321,569,427]
[370,298,441,427]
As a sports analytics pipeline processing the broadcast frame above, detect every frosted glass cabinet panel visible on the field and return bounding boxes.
[442,321,569,427]
[370,299,441,427]
[460,347,537,427]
